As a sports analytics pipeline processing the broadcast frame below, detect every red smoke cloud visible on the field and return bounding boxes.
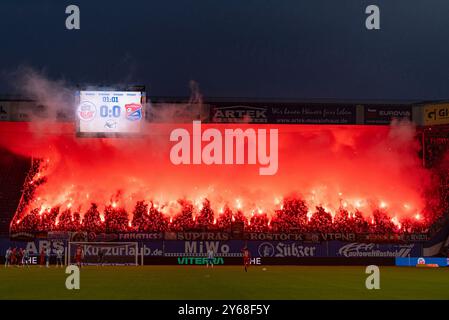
[0,119,432,224]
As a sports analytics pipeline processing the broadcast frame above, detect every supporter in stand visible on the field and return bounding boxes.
[7,131,449,238]
[10,198,435,235]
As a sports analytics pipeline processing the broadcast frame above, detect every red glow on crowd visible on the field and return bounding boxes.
[0,121,444,234]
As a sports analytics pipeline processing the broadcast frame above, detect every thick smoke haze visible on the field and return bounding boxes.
[0,71,435,223]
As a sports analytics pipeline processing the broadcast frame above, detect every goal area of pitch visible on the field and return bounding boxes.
[68,242,139,266]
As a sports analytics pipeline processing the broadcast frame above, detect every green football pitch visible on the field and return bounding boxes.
[0,265,449,299]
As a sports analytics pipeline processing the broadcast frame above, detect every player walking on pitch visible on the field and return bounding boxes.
[56,248,64,267]
[75,245,84,268]
[17,248,23,267]
[206,249,214,268]
[39,248,45,267]
[97,248,105,266]
[242,246,251,272]
[4,247,11,267]
[22,248,30,267]
[45,248,51,268]
[11,247,17,266]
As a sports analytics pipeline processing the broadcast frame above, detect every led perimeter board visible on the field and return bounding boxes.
[75,89,146,137]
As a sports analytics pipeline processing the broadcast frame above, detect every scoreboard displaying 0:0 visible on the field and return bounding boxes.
[76,90,145,136]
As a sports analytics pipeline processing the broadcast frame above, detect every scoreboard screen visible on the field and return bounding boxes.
[75,90,145,136]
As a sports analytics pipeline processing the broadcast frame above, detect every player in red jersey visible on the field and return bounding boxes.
[10,247,17,265]
[17,248,23,267]
[242,246,251,272]
[75,245,84,268]
[39,248,45,267]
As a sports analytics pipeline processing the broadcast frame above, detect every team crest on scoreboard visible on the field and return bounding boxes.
[77,101,96,121]
[125,103,142,121]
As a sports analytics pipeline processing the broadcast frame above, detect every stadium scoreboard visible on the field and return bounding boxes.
[75,89,146,137]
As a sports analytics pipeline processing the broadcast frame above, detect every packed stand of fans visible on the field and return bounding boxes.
[11,196,430,235]
[10,128,449,236]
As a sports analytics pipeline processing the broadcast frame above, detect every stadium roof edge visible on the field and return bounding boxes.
[0,94,446,105]
[148,96,425,105]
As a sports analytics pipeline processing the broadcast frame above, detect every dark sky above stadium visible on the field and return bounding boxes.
[0,0,449,101]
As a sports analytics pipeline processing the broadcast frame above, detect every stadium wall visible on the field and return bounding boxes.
[0,98,428,125]
[3,97,449,126]
[0,236,424,265]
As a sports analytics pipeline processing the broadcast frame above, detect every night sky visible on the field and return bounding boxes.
[1,0,449,100]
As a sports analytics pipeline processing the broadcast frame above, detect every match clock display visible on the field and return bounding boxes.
[76,90,144,136]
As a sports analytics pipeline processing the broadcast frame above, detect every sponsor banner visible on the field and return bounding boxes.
[396,257,449,267]
[140,256,395,266]
[0,238,66,257]
[34,231,48,239]
[358,233,429,243]
[0,238,425,259]
[176,256,262,265]
[251,241,324,258]
[163,240,326,258]
[24,231,88,242]
[209,104,356,124]
[244,232,313,242]
[210,105,269,123]
[165,232,358,242]
[364,105,412,124]
[319,233,357,242]
[47,231,72,240]
[141,256,262,265]
[2,238,164,259]
[65,240,164,259]
[81,243,138,257]
[424,103,449,125]
[49,231,166,242]
[331,241,422,258]
[163,240,244,256]
[18,230,430,243]
[86,232,119,242]
[259,257,395,266]
[400,233,430,242]
[70,232,88,242]
[164,232,230,241]
[118,232,163,241]
[48,232,164,242]
[269,104,356,124]
[10,232,35,241]
[177,257,225,265]
[244,232,356,242]
[139,241,164,256]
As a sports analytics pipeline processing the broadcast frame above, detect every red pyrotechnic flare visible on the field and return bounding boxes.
[2,122,434,232]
